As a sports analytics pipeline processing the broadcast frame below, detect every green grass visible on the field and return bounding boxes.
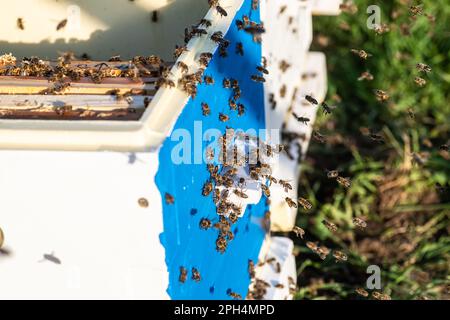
[292,0,450,300]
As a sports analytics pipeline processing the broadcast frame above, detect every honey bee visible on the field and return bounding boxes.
[256,65,269,74]
[279,5,287,15]
[333,250,348,262]
[228,291,242,300]
[223,78,231,88]
[234,189,248,199]
[313,131,326,144]
[211,31,224,44]
[252,0,259,10]
[351,49,371,60]
[292,113,310,125]
[292,226,305,239]
[191,27,208,37]
[266,175,277,185]
[279,180,293,192]
[373,23,390,35]
[201,102,211,116]
[157,77,175,89]
[261,184,271,197]
[216,5,228,17]
[248,260,256,278]
[216,236,228,253]
[336,176,351,188]
[228,99,237,110]
[274,283,284,289]
[410,5,423,17]
[0,227,4,248]
[233,88,242,100]
[17,18,25,30]
[306,241,318,252]
[372,291,391,300]
[177,61,189,74]
[219,113,229,122]
[56,19,68,31]
[416,63,432,73]
[285,197,298,208]
[173,45,188,59]
[151,10,158,22]
[138,197,149,208]
[237,103,245,116]
[352,217,367,229]
[321,102,335,115]
[199,218,212,230]
[199,18,212,28]
[375,89,389,102]
[191,267,201,282]
[202,181,213,196]
[305,95,318,105]
[251,75,266,82]
[326,169,339,179]
[414,77,426,87]
[204,75,214,85]
[179,267,187,283]
[165,192,175,205]
[41,252,61,264]
[236,42,244,56]
[355,288,369,297]
[298,197,313,211]
[358,71,374,81]
[279,60,291,73]
[339,1,358,14]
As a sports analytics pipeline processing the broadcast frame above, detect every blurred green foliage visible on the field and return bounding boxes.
[292,0,449,300]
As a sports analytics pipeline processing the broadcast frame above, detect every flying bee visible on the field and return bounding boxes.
[279,5,287,15]
[279,180,292,192]
[204,75,214,85]
[322,220,338,232]
[236,42,244,56]
[372,291,391,300]
[256,65,269,74]
[374,89,389,102]
[313,131,327,144]
[414,77,426,87]
[165,192,175,204]
[251,75,266,82]
[173,45,188,59]
[40,252,61,265]
[237,103,245,116]
[358,71,374,81]
[351,49,371,60]
[17,18,25,30]
[416,63,432,73]
[326,170,339,179]
[199,218,212,230]
[279,60,291,73]
[177,61,189,74]
[151,10,159,22]
[228,291,242,300]
[306,241,318,252]
[292,113,310,125]
[199,18,212,28]
[352,217,367,229]
[285,197,298,208]
[305,95,318,105]
[201,102,211,116]
[234,189,248,199]
[56,18,68,31]
[179,267,187,283]
[333,250,348,262]
[355,288,369,297]
[336,176,351,188]
[216,5,228,17]
[211,31,224,43]
[298,197,313,211]
[202,181,213,196]
[261,184,271,197]
[321,102,335,115]
[292,226,305,239]
[219,113,229,122]
[191,267,201,282]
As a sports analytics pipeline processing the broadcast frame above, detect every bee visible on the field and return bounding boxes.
[292,113,310,125]
[199,18,212,28]
[191,267,201,282]
[411,152,428,166]
[237,103,245,116]
[355,288,369,297]
[177,61,189,74]
[228,99,237,110]
[173,45,188,59]
[138,197,149,208]
[298,197,313,211]
[216,236,228,253]
[414,77,426,87]
[351,49,371,60]
[191,27,208,37]
[321,102,335,115]
[223,78,231,88]
[306,241,318,252]
[179,267,188,283]
[333,250,348,262]
[211,31,224,44]
[41,252,61,265]
[339,1,358,14]
[252,0,259,10]
[0,227,4,248]
[201,102,211,116]
[352,217,367,229]
[292,226,305,239]
[204,75,214,85]
[279,60,291,73]
[248,260,255,278]
[228,291,242,300]
[336,176,351,188]
[358,71,374,81]
[17,18,25,30]
[410,5,423,17]
[219,113,229,122]
[285,197,298,208]
[251,75,266,82]
[256,65,269,74]
[199,218,212,230]
[151,10,159,22]
[216,5,228,17]
[313,131,326,144]
[279,5,287,15]
[369,132,384,143]
[234,189,248,199]
[56,19,68,31]
[199,52,213,67]
[261,184,271,197]
[202,181,213,196]
[322,220,338,232]
[236,42,244,56]
[274,283,284,289]
[326,169,339,179]
[373,23,390,35]
[416,63,432,73]
[279,180,293,192]
[305,95,318,105]
[233,88,242,100]
[374,89,389,102]
[372,291,391,300]
[165,192,175,205]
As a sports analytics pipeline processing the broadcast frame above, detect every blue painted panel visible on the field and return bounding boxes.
[155,0,267,300]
